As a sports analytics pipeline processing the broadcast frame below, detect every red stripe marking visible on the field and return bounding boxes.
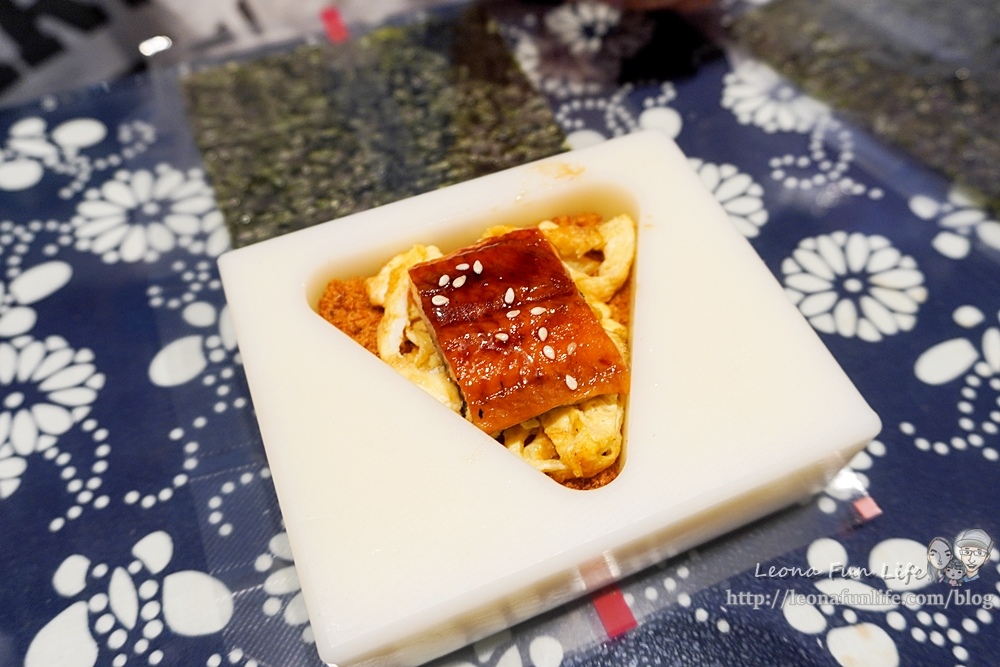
[591,584,637,638]
[853,496,882,521]
[320,7,349,43]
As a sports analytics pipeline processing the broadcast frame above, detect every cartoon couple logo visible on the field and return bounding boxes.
[927,529,994,588]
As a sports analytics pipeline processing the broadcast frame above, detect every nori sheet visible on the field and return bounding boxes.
[729,0,1000,213]
[181,3,567,247]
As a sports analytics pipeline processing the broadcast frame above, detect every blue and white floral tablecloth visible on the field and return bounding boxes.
[2,2,1000,666]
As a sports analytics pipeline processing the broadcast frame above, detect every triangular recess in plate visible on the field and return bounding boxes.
[219,131,880,667]
[315,214,635,488]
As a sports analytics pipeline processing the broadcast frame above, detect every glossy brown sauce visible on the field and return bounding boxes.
[409,228,630,435]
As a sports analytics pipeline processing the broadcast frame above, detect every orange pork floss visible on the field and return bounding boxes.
[408,227,630,435]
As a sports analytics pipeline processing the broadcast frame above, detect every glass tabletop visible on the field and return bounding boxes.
[1,2,998,666]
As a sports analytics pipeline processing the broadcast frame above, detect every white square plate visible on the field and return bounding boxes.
[219,131,880,667]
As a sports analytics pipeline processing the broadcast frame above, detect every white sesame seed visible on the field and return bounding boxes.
[565,375,578,390]
[506,310,520,319]
[473,260,483,274]
[456,263,470,271]
[504,288,515,304]
[438,274,450,287]
[494,333,509,341]
[530,306,546,315]
[538,327,548,341]
[431,295,449,306]
[453,275,467,288]
[567,342,577,354]
[543,345,555,360]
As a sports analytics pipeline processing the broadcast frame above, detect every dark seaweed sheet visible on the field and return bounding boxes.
[729,0,1000,213]
[181,3,566,247]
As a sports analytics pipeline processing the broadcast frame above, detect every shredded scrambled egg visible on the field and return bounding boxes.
[364,214,636,483]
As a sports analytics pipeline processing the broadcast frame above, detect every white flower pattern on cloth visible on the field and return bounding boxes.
[256,532,313,644]
[779,536,997,667]
[0,116,157,198]
[914,306,1000,388]
[0,117,106,191]
[509,31,604,99]
[441,629,565,667]
[502,3,655,100]
[0,260,72,337]
[765,115,883,202]
[722,60,829,133]
[688,158,768,237]
[72,165,219,263]
[554,83,681,149]
[544,1,621,56]
[782,232,927,341]
[149,302,240,389]
[0,335,104,499]
[909,187,1000,260]
[25,531,234,667]
[901,305,1000,459]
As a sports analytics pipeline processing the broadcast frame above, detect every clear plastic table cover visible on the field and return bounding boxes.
[1,2,999,667]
